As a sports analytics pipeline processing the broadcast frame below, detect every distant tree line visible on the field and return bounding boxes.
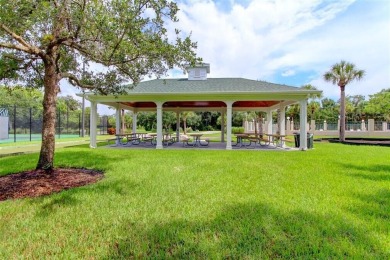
[1,86,389,133]
[287,88,390,123]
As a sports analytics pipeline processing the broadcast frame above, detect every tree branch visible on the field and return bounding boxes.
[61,72,94,89]
[0,42,34,54]
[0,23,42,56]
[31,60,45,83]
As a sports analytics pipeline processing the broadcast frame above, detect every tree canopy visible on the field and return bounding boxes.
[0,0,199,171]
[0,0,199,93]
[364,89,390,121]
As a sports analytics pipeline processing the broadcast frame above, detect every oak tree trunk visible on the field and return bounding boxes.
[339,85,346,142]
[36,61,60,171]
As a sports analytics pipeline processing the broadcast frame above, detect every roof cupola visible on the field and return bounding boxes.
[185,63,210,81]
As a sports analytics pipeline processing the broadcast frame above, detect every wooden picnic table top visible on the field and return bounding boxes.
[266,134,287,137]
[189,133,203,137]
[235,133,249,137]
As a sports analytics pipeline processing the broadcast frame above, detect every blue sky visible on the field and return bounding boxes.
[166,0,390,99]
[60,0,390,114]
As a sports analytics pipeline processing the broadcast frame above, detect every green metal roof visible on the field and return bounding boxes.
[125,78,310,94]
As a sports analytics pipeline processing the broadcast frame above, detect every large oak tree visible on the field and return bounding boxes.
[0,0,199,171]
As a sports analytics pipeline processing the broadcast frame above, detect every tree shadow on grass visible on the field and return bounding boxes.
[25,151,140,217]
[340,163,390,173]
[30,177,139,218]
[33,193,80,218]
[339,163,390,182]
[0,148,121,176]
[104,203,387,259]
[347,189,390,224]
[54,150,124,170]
[0,153,39,176]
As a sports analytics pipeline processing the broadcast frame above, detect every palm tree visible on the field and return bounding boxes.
[323,60,365,141]
[301,84,323,100]
[301,84,323,122]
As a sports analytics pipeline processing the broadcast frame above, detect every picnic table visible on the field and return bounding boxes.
[266,134,286,147]
[115,133,141,145]
[234,133,250,147]
[188,133,209,147]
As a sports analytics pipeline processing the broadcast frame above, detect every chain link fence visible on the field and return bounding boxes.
[0,105,112,143]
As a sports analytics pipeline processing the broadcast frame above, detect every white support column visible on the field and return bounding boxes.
[156,102,163,149]
[225,101,233,149]
[299,99,308,150]
[221,111,225,142]
[280,105,286,136]
[90,101,97,148]
[266,111,273,134]
[176,111,180,141]
[132,111,137,133]
[115,107,121,145]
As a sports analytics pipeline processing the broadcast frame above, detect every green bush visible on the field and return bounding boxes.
[204,125,214,131]
[232,127,244,134]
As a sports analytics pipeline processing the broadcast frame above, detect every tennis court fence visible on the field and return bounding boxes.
[0,105,112,143]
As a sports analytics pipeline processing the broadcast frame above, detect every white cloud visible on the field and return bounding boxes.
[168,0,389,99]
[59,0,390,114]
[170,0,358,78]
[281,69,295,77]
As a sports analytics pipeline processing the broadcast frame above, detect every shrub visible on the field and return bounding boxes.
[204,125,214,131]
[232,127,244,134]
[107,127,116,135]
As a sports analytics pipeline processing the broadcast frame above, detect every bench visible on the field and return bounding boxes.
[141,135,154,145]
[107,137,118,146]
[163,134,176,146]
[106,135,140,146]
[117,134,141,145]
[246,135,269,147]
[199,138,210,146]
[125,136,141,145]
[180,135,191,146]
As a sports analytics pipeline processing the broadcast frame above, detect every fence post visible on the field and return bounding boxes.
[337,118,340,133]
[361,120,366,131]
[58,108,61,139]
[29,108,32,141]
[383,122,387,131]
[13,105,16,142]
[324,120,327,131]
[368,119,374,137]
[66,106,69,135]
[310,120,315,133]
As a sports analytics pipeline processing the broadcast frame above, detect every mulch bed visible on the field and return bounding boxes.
[0,168,104,201]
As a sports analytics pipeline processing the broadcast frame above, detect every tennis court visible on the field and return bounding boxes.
[0,133,80,144]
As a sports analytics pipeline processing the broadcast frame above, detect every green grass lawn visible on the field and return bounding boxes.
[0,143,389,258]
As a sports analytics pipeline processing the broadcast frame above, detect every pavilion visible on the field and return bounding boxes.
[83,63,321,150]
